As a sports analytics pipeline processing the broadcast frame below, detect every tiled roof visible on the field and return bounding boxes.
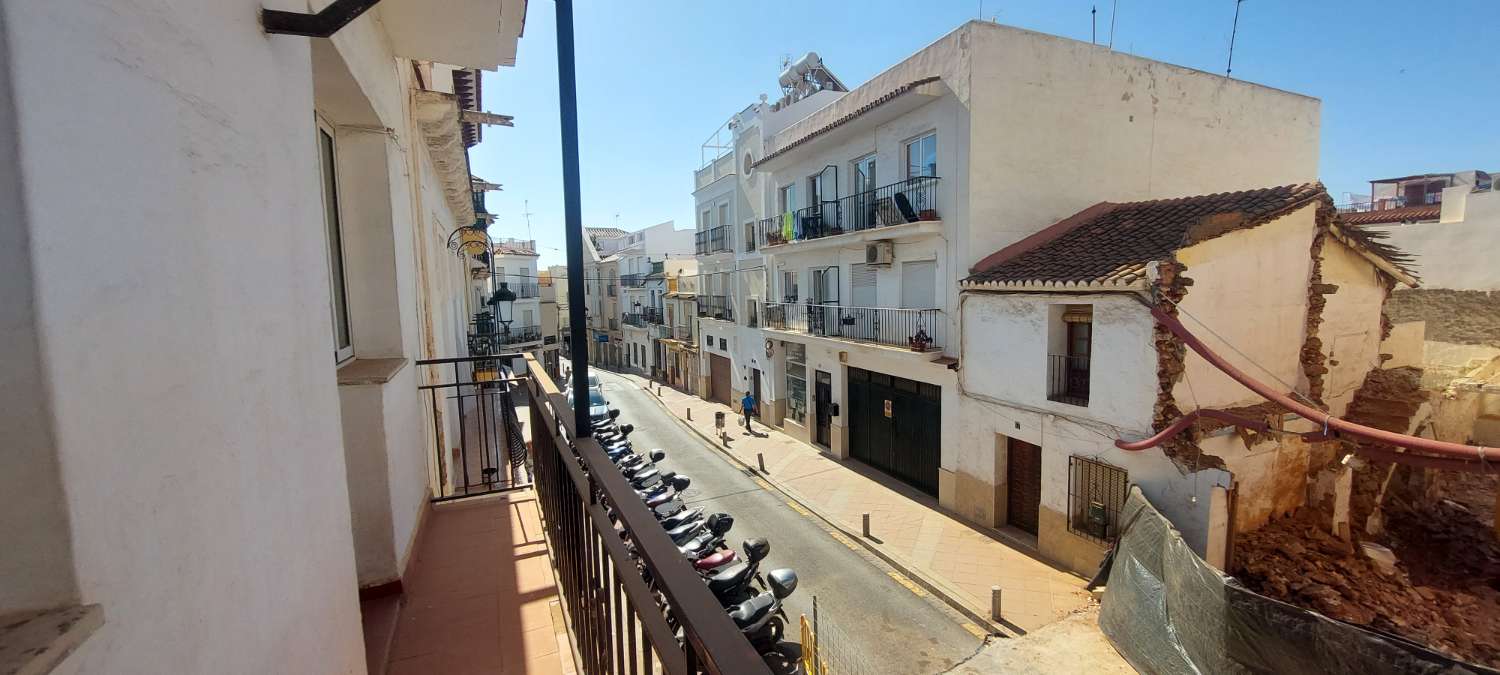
[493,245,537,256]
[753,76,941,168]
[965,183,1330,288]
[1340,204,1440,226]
[585,227,629,240]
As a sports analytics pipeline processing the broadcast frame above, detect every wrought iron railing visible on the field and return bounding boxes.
[698,295,733,321]
[643,307,664,324]
[622,313,645,327]
[695,224,732,255]
[418,355,530,501]
[1048,354,1090,406]
[523,356,772,674]
[468,327,544,352]
[673,325,693,341]
[621,273,648,287]
[757,176,941,247]
[762,302,941,351]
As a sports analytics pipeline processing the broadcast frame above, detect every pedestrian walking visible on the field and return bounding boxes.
[741,391,756,431]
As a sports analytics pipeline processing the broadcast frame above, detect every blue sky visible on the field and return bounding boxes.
[471,0,1499,268]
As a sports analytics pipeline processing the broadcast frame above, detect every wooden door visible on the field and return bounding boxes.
[1006,438,1043,535]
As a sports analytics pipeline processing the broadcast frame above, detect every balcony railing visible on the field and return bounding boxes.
[673,325,693,341]
[644,307,664,324]
[1048,354,1091,406]
[756,176,941,247]
[419,355,531,500]
[468,326,544,353]
[698,295,733,321]
[762,302,941,351]
[695,224,733,255]
[621,273,648,287]
[522,355,771,673]
[622,313,645,327]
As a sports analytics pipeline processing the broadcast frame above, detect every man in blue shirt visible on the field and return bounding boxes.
[741,391,756,432]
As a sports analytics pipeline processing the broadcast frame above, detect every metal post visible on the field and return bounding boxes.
[862,513,870,538]
[757,453,766,473]
[812,595,821,675]
[555,0,590,437]
[991,585,1003,622]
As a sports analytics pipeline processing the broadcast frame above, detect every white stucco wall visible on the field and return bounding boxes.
[1173,206,1319,411]
[1365,189,1500,291]
[6,1,366,672]
[965,22,1320,268]
[1318,237,1390,417]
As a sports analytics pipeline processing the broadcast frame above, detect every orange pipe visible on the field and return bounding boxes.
[1151,306,1496,461]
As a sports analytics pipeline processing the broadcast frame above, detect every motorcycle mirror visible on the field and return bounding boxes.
[608,408,621,420]
[649,449,666,463]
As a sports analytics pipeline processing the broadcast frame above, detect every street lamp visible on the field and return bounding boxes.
[488,281,517,345]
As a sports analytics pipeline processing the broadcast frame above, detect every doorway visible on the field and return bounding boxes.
[814,370,832,447]
[750,368,762,419]
[1006,437,1043,535]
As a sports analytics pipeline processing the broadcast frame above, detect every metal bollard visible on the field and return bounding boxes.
[862,513,871,538]
[991,586,1003,622]
[757,453,766,473]
[687,408,692,421]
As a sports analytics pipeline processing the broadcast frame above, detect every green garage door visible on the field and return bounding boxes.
[847,367,941,496]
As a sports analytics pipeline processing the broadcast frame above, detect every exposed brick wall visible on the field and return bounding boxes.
[1387,289,1500,348]
[1300,228,1332,406]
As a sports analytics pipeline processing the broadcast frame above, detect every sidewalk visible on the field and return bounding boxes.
[614,372,1094,634]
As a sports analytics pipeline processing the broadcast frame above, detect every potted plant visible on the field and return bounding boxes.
[908,327,932,352]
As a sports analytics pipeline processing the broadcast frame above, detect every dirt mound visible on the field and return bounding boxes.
[1235,506,1500,667]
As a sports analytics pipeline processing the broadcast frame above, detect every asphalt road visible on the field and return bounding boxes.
[589,367,984,674]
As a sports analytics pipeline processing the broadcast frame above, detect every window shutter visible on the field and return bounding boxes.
[900,260,936,309]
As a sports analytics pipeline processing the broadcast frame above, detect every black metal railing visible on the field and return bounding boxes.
[695,224,732,255]
[418,355,531,501]
[643,307,664,324]
[697,295,733,321]
[757,176,941,247]
[469,327,544,353]
[622,313,645,327]
[621,273,648,287]
[762,302,941,351]
[1048,354,1091,406]
[523,355,771,674]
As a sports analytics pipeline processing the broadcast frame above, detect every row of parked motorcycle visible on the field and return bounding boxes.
[591,408,799,655]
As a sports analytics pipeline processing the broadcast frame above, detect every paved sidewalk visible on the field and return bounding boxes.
[613,372,1094,634]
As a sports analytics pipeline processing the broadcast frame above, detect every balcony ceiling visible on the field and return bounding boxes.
[379,0,527,70]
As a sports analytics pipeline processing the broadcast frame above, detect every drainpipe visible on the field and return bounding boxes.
[1148,305,1497,463]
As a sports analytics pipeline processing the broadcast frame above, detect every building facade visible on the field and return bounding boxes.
[0,1,527,672]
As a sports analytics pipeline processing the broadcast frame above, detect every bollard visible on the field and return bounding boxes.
[862,513,871,538]
[687,408,692,421]
[757,453,766,473]
[991,586,1003,622]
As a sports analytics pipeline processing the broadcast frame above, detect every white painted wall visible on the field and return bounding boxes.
[4,1,365,672]
[1367,189,1500,291]
[1319,237,1390,417]
[1173,207,1320,411]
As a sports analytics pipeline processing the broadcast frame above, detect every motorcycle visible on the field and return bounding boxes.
[666,512,730,546]
[677,512,734,559]
[728,568,797,651]
[704,538,770,606]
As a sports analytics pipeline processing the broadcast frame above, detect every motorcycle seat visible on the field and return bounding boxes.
[706,561,751,595]
[666,519,700,542]
[728,593,775,628]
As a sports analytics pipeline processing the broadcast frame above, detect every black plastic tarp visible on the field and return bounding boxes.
[1098,486,1497,675]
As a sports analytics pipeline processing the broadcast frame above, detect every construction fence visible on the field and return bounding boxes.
[798,598,879,675]
[1098,486,1498,675]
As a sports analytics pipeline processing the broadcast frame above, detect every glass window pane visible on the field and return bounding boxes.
[318,128,352,359]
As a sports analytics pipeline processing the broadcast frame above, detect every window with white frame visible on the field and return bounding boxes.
[900,260,937,309]
[778,184,796,214]
[786,343,807,423]
[317,122,353,363]
[781,270,799,303]
[717,203,729,230]
[701,208,712,229]
[905,132,937,178]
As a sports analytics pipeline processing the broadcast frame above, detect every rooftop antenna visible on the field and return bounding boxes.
[1226,0,1245,77]
[522,199,534,241]
[1108,0,1118,48]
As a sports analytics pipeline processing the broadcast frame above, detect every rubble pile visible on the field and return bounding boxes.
[1235,505,1500,667]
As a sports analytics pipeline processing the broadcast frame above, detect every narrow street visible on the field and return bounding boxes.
[589,367,985,674]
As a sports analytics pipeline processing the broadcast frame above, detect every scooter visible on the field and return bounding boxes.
[692,548,738,572]
[666,512,730,546]
[616,448,665,471]
[637,474,689,506]
[705,538,770,606]
[728,568,797,651]
[678,514,734,560]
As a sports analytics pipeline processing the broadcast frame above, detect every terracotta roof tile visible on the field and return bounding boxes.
[1339,204,1440,226]
[965,183,1330,287]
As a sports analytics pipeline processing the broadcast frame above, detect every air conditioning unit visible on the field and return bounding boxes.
[865,241,894,266]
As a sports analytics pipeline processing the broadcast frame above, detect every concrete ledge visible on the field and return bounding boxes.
[0,604,103,675]
[337,357,410,386]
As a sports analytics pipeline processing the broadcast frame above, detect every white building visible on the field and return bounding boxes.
[582,222,693,371]
[697,21,1323,549]
[0,1,526,673]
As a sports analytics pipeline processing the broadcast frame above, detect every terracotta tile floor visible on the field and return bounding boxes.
[616,372,1093,634]
[387,490,574,675]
